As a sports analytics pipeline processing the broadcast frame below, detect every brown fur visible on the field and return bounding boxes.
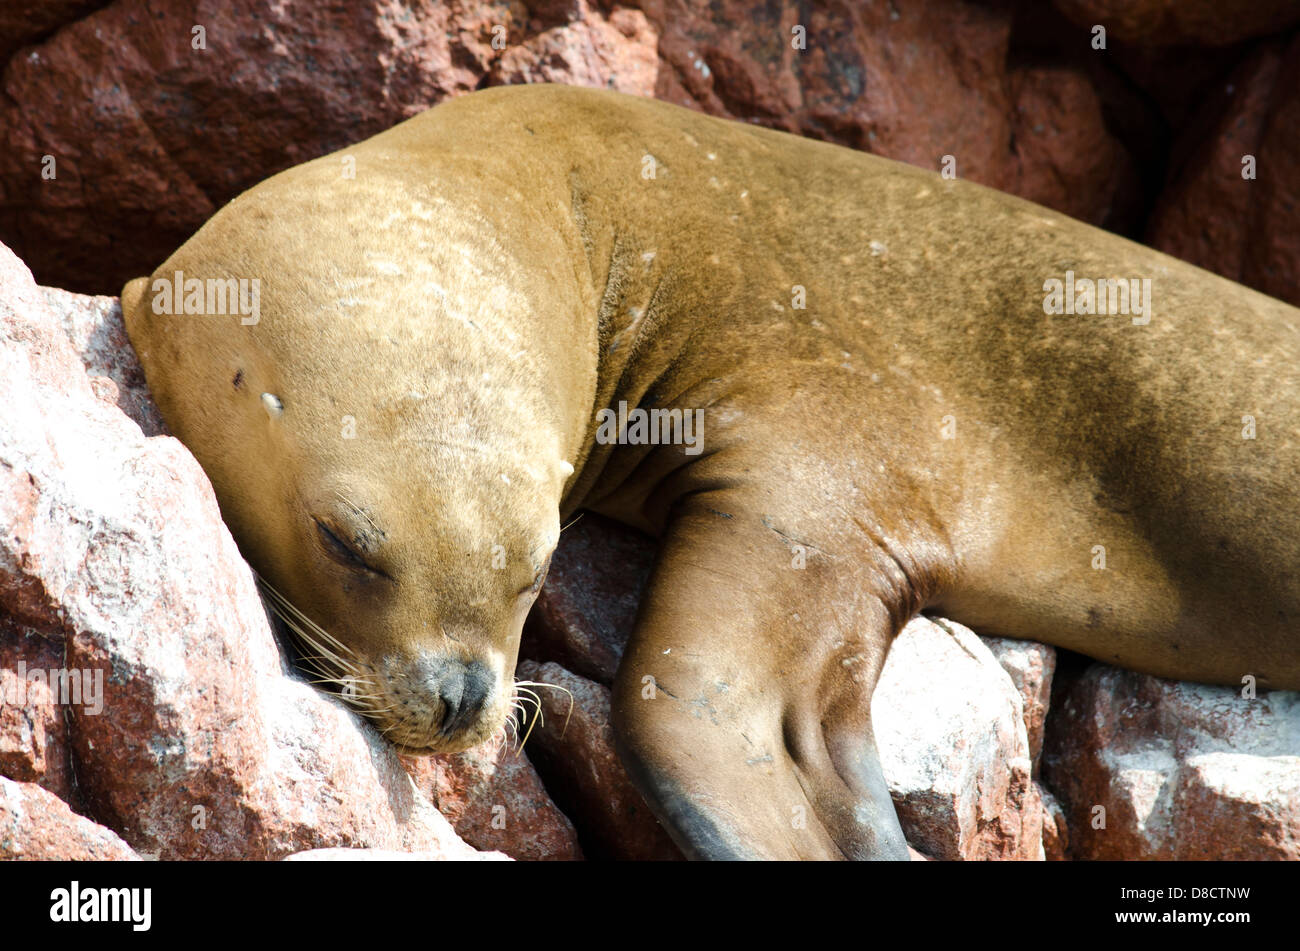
[124,84,1298,858]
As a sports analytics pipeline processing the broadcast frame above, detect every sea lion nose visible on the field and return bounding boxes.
[433,659,492,738]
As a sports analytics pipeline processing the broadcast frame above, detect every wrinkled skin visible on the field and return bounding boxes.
[124,84,1300,859]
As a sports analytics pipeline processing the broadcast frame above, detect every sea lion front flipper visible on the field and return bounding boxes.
[610,494,911,860]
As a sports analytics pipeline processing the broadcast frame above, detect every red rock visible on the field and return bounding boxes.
[1036,782,1070,861]
[401,745,583,861]
[1051,0,1300,46]
[515,659,682,860]
[0,0,104,62]
[1,240,489,860]
[1043,665,1300,860]
[1146,39,1300,308]
[522,512,655,684]
[1006,66,1138,229]
[0,0,661,296]
[0,617,78,807]
[0,0,1137,296]
[641,0,1135,228]
[0,777,138,860]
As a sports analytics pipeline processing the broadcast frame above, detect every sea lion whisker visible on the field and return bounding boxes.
[377,711,419,741]
[273,601,355,659]
[512,690,542,720]
[513,687,542,707]
[517,698,546,751]
[512,691,544,735]
[513,680,575,736]
[271,614,346,665]
[332,688,391,704]
[273,616,358,677]
[256,576,358,658]
[292,652,353,669]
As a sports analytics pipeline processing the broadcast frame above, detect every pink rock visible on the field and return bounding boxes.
[0,777,138,860]
[401,746,583,861]
[1043,665,1300,860]
[492,2,658,95]
[982,635,1056,773]
[1036,782,1070,862]
[515,659,682,860]
[874,617,1047,860]
[41,287,166,436]
[0,240,488,860]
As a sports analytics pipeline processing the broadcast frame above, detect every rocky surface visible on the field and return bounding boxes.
[3,2,1298,306]
[0,0,105,62]
[515,659,683,860]
[0,0,662,296]
[1044,666,1300,860]
[0,617,78,806]
[983,635,1057,774]
[1146,36,1300,307]
[521,512,654,686]
[7,1,1299,305]
[874,618,1049,861]
[401,744,584,861]
[284,847,507,861]
[0,777,138,860]
[1051,0,1300,47]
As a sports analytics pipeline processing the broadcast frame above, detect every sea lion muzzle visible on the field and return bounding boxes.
[420,656,494,740]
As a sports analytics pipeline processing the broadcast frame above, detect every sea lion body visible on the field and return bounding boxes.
[122,84,1299,859]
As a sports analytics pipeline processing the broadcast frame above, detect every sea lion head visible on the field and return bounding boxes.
[121,150,588,754]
